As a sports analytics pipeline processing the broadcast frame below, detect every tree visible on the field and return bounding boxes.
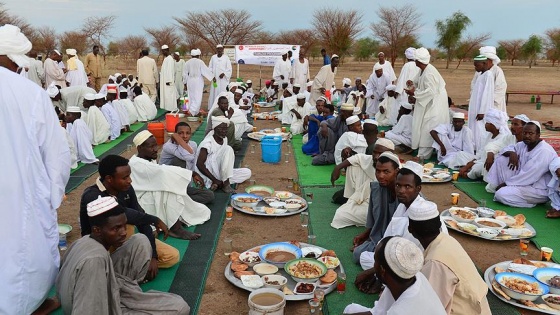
[250,31,276,44]
[370,5,422,65]
[81,15,116,55]
[0,2,34,38]
[118,35,148,60]
[544,28,560,66]
[175,9,262,52]
[435,11,471,69]
[106,41,119,56]
[521,35,543,68]
[34,26,58,54]
[453,33,491,69]
[498,39,524,66]
[145,25,181,53]
[353,37,380,62]
[276,29,317,55]
[312,8,363,59]
[59,31,89,55]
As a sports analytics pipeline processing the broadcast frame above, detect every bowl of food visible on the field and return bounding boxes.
[58,223,73,235]
[495,215,516,227]
[495,272,549,301]
[252,263,279,276]
[231,193,262,208]
[285,199,304,211]
[476,207,495,218]
[284,258,327,283]
[533,268,560,294]
[476,228,499,239]
[246,185,275,197]
[239,251,262,267]
[301,247,322,259]
[241,274,264,289]
[542,294,560,310]
[294,282,317,295]
[178,113,186,118]
[259,242,302,267]
[275,191,294,200]
[457,223,478,234]
[449,208,478,223]
[261,275,288,290]
[317,256,340,269]
[186,116,198,122]
[474,218,507,231]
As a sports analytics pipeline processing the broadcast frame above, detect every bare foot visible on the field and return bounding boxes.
[222,185,235,194]
[546,209,560,218]
[32,297,60,315]
[169,228,201,240]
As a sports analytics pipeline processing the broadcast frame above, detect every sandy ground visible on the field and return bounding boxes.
[56,58,560,315]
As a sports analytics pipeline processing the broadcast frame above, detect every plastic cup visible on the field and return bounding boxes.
[281,127,286,133]
[251,145,255,154]
[59,233,68,251]
[451,193,460,205]
[541,247,553,261]
[300,212,309,228]
[292,179,300,192]
[337,272,347,294]
[252,126,257,132]
[285,153,289,163]
[308,298,320,314]
[307,234,317,245]
[452,171,459,181]
[126,144,133,152]
[225,206,233,221]
[479,199,487,208]
[224,237,233,256]
[306,192,314,204]
[520,239,529,256]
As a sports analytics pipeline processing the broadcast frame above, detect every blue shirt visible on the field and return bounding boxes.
[323,55,331,66]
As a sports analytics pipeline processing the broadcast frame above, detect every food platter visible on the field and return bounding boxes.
[247,127,291,142]
[252,110,281,120]
[441,208,536,241]
[422,166,452,183]
[231,193,307,217]
[254,102,276,108]
[485,260,560,314]
[224,242,345,301]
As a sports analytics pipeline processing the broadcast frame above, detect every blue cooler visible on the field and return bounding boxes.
[261,135,282,163]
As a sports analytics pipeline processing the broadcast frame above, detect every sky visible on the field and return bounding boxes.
[5,0,560,48]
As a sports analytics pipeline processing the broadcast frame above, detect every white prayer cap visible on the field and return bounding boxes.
[296,93,306,100]
[234,89,243,95]
[529,120,541,130]
[379,151,401,167]
[247,80,252,84]
[46,83,60,98]
[316,96,329,104]
[414,47,431,64]
[408,199,439,221]
[53,49,61,56]
[109,75,116,82]
[452,112,465,120]
[272,81,279,86]
[306,81,313,87]
[0,24,32,68]
[385,237,424,279]
[340,103,354,111]
[385,85,396,91]
[401,161,423,180]
[66,48,77,55]
[405,47,416,60]
[342,78,352,86]
[514,114,530,123]
[293,83,301,88]
[228,82,238,89]
[84,93,95,101]
[400,102,413,110]
[119,86,127,93]
[133,130,154,146]
[480,46,501,64]
[174,51,180,56]
[363,119,378,126]
[216,44,223,48]
[161,44,169,50]
[94,93,106,100]
[66,106,81,113]
[377,52,385,56]
[87,196,120,217]
[376,138,395,151]
[191,48,201,56]
[484,108,508,129]
[331,54,339,59]
[373,63,383,71]
[285,87,293,95]
[114,72,122,77]
[346,115,360,126]
[211,116,230,129]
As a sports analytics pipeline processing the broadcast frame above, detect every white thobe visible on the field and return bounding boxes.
[100,104,121,140]
[432,124,475,169]
[64,128,78,169]
[208,54,232,110]
[174,59,185,97]
[489,65,507,112]
[129,156,211,227]
[468,70,495,151]
[310,65,336,104]
[548,157,560,210]
[290,58,310,87]
[281,95,297,124]
[365,73,391,116]
[84,106,110,145]
[44,57,66,87]
[467,131,510,180]
[273,58,291,86]
[67,119,98,164]
[385,114,413,147]
[411,64,450,154]
[119,98,138,124]
[374,61,397,82]
[229,102,253,139]
[27,59,44,87]
[288,102,313,135]
[1,67,70,315]
[394,61,420,99]
[375,97,398,126]
[183,58,212,115]
[65,57,88,87]
[52,86,96,111]
[334,132,368,166]
[160,55,178,111]
[133,93,158,122]
[110,100,130,128]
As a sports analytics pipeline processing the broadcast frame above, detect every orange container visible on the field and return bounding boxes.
[165,113,180,132]
[147,122,165,145]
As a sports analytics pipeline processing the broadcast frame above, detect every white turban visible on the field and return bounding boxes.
[385,85,396,92]
[480,46,501,64]
[66,106,81,113]
[114,72,122,77]
[191,49,201,56]
[87,196,120,217]
[306,81,313,87]
[401,161,423,180]
[373,63,383,71]
[340,103,354,111]
[84,93,95,101]
[109,75,116,82]
[133,130,153,146]
[161,44,169,50]
[400,102,413,110]
[216,44,224,48]
[514,114,530,123]
[46,83,60,98]
[296,93,306,100]
[414,47,430,64]
[0,24,32,68]
[363,119,378,126]
[346,115,360,126]
[484,108,508,133]
[342,78,352,86]
[375,138,395,151]
[452,112,465,120]
[66,48,77,55]
[405,47,416,60]
[385,237,424,280]
[247,80,252,84]
[211,116,230,129]
[228,82,238,90]
[379,151,401,167]
[408,199,439,221]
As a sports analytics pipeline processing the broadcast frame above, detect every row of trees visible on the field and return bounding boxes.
[2,2,559,67]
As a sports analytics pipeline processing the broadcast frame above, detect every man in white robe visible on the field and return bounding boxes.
[65,49,88,87]
[44,49,66,88]
[281,87,296,124]
[365,63,391,116]
[27,51,44,87]
[206,93,242,151]
[273,50,291,86]
[106,85,130,131]
[480,46,507,112]
[0,24,71,314]
[406,47,450,158]
[386,102,414,150]
[430,112,475,169]
[394,47,420,104]
[82,93,110,145]
[132,86,158,122]
[173,52,185,98]
[46,83,96,111]
[468,55,495,151]
[159,45,178,111]
[374,85,398,126]
[119,86,138,124]
[334,115,368,166]
[290,51,310,88]
[130,131,210,240]
[208,44,232,110]
[96,93,121,140]
[137,49,158,102]
[310,55,339,104]
[196,116,251,193]
[65,106,98,164]
[487,122,557,207]
[547,158,560,218]
[374,52,396,83]
[183,48,212,116]
[289,93,313,135]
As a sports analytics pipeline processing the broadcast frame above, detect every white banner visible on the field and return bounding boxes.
[235,44,300,66]
[223,46,237,65]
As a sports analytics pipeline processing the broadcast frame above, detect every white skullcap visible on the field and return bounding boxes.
[414,47,430,64]
[84,93,95,101]
[306,81,313,87]
[191,48,201,56]
[87,196,120,217]
[363,119,378,126]
[484,108,508,129]
[452,112,465,119]
[385,237,424,279]
[385,85,396,91]
[114,72,121,77]
[161,44,169,50]
[247,80,252,84]
[66,48,77,55]
[211,116,230,129]
[119,86,127,93]
[316,96,329,104]
[529,120,541,130]
[373,63,383,71]
[216,44,224,48]
[376,138,395,151]
[378,52,385,56]
[379,151,401,167]
[346,115,360,126]
[285,87,293,95]
[480,46,501,64]
[174,51,180,56]
[133,130,154,146]
[234,89,243,94]
[296,93,306,100]
[405,47,416,60]
[53,49,61,56]
[272,81,279,86]
[94,93,106,100]
[0,24,32,68]
[340,103,354,111]
[66,106,81,113]
[331,54,339,59]
[293,83,301,88]
[400,102,413,110]
[401,161,423,180]
[46,83,60,97]
[408,199,439,221]
[109,75,116,82]
[514,114,530,123]
[342,78,352,86]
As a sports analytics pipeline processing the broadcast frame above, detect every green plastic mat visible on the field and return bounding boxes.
[454,182,560,263]
[292,135,345,187]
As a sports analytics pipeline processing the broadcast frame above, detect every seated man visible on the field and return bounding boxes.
[80,155,179,280]
[82,93,111,145]
[65,106,98,165]
[130,130,211,240]
[385,101,413,152]
[408,200,491,314]
[58,197,189,314]
[374,85,398,126]
[206,93,241,151]
[548,157,560,218]
[302,97,334,155]
[343,236,446,315]
[196,116,251,193]
[363,119,379,155]
[351,152,401,262]
[132,86,158,122]
[96,93,121,141]
[46,82,95,111]
[487,122,557,207]
[232,88,252,115]
[334,115,368,166]
[312,103,354,165]
[280,87,296,124]
[430,112,475,169]
[105,85,130,132]
[289,93,313,135]
[118,86,138,124]
[159,122,214,204]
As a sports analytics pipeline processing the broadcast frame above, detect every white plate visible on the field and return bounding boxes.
[241,275,264,288]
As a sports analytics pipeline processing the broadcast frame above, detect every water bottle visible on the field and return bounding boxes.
[530,95,535,103]
[59,233,68,251]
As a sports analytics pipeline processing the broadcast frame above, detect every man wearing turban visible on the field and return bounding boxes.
[65,48,88,87]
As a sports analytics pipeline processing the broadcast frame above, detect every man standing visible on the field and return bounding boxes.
[159,45,178,111]
[321,48,331,65]
[208,44,232,110]
[468,55,495,151]
[394,47,420,103]
[290,50,310,88]
[310,54,339,104]
[0,24,70,315]
[480,46,507,112]
[273,50,292,87]
[44,50,67,87]
[85,45,103,91]
[430,112,475,169]
[374,52,396,83]
[173,52,185,99]
[365,64,391,116]
[65,49,88,87]
[183,48,212,116]
[406,47,450,158]
[137,49,159,102]
[27,51,44,87]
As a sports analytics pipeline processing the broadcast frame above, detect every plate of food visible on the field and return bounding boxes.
[254,102,276,108]
[422,166,452,183]
[245,185,275,197]
[247,130,290,141]
[231,195,307,217]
